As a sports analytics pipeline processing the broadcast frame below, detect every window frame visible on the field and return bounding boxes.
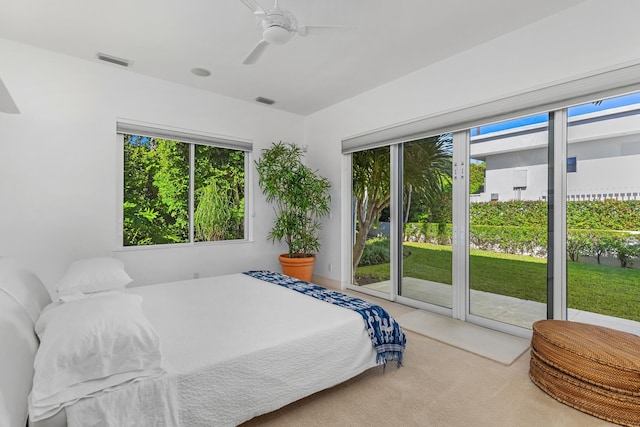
[116,122,253,250]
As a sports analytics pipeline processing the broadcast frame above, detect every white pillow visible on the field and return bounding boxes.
[29,293,164,421]
[56,257,132,300]
[0,262,51,322]
[58,287,127,302]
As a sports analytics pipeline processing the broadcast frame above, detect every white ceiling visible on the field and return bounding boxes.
[0,0,586,116]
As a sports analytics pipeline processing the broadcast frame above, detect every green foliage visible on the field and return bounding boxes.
[353,135,452,269]
[569,199,640,230]
[470,200,547,227]
[403,136,453,222]
[463,200,640,265]
[123,202,163,246]
[359,237,411,266]
[469,199,640,230]
[469,162,486,194]
[470,225,548,256]
[256,142,331,257]
[123,135,245,246]
[359,238,391,266]
[195,179,234,241]
[152,140,190,236]
[405,222,548,256]
[405,222,453,245]
[406,221,640,265]
[123,136,189,245]
[599,234,640,268]
[566,230,592,262]
[194,146,245,241]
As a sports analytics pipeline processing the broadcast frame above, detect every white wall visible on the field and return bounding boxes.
[0,38,305,293]
[567,137,640,198]
[304,0,640,287]
[4,0,640,293]
[474,133,640,203]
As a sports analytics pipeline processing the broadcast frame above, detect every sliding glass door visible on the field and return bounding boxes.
[348,91,640,337]
[351,146,392,299]
[467,115,549,332]
[564,93,640,335]
[399,136,453,310]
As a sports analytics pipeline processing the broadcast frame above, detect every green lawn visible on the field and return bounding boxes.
[355,242,640,321]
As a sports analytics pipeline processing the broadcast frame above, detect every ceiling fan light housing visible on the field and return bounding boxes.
[263,25,293,44]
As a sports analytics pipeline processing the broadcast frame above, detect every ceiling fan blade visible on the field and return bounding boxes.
[242,39,270,65]
[297,25,351,37]
[239,0,265,15]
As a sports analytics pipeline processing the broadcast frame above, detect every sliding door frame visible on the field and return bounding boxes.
[550,109,568,320]
[344,61,640,335]
[451,131,470,321]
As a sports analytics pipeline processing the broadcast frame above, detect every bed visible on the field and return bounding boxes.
[0,258,405,427]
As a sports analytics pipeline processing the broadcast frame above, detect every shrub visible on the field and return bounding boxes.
[404,222,453,245]
[360,237,412,266]
[567,230,592,262]
[571,230,639,267]
[605,234,640,268]
[470,225,547,257]
[359,238,390,266]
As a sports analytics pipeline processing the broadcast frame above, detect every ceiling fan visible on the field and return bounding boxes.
[239,0,344,65]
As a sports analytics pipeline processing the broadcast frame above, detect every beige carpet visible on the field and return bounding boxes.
[242,294,614,427]
[395,309,530,365]
[243,329,613,427]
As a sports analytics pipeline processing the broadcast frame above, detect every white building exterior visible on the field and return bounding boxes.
[470,103,640,203]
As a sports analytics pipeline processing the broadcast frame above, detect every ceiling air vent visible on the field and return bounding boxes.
[255,96,275,105]
[96,52,132,68]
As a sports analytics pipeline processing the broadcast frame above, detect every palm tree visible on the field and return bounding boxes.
[352,135,452,271]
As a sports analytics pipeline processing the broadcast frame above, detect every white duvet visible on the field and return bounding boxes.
[31,273,378,427]
[65,375,179,427]
[132,273,378,426]
[29,293,169,422]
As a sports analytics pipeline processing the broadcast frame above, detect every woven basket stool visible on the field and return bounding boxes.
[530,320,640,426]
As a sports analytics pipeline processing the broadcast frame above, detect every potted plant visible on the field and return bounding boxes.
[256,142,331,281]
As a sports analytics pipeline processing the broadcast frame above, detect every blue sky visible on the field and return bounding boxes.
[471,92,640,136]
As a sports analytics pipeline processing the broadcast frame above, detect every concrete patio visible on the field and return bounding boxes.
[363,277,640,335]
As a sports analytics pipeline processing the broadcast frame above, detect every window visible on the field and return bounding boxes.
[119,123,250,247]
[567,157,577,173]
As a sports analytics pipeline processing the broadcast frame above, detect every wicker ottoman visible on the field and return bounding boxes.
[529,320,640,426]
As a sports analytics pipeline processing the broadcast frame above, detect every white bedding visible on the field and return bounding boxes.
[0,261,52,427]
[131,273,378,426]
[30,272,378,426]
[29,293,167,422]
[65,375,179,427]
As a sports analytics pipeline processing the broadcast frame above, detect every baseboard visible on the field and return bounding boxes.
[311,274,342,290]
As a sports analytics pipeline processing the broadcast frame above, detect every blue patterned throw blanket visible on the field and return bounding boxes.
[244,270,406,367]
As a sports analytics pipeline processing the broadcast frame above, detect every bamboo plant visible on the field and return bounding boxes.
[255,142,331,258]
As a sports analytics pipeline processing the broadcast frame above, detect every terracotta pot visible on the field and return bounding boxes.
[278,254,316,282]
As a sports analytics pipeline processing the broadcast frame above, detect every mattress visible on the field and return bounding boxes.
[33,273,378,426]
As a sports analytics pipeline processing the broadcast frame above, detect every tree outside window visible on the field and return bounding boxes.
[123,134,245,246]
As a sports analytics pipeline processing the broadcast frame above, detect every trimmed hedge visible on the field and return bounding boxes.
[469,199,640,230]
[405,224,640,267]
[470,225,547,257]
[403,199,640,267]
[404,223,547,256]
[568,200,640,230]
[470,200,547,227]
